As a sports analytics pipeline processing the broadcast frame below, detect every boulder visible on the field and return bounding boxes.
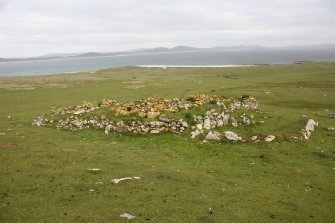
[224,131,243,141]
[205,131,221,141]
[301,119,318,139]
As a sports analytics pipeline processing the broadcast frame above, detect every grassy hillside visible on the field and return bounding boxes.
[0,63,334,222]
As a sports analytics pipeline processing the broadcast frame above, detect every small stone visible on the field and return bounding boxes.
[265,135,276,142]
[203,119,211,130]
[112,176,141,184]
[243,116,251,125]
[32,117,47,126]
[87,168,101,172]
[251,135,258,141]
[150,129,160,134]
[120,212,135,219]
[191,129,202,139]
[301,119,318,139]
[196,124,203,130]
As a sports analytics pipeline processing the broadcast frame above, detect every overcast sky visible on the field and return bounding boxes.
[0,0,334,57]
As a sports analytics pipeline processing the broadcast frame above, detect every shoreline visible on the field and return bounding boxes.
[137,64,258,68]
[0,64,260,77]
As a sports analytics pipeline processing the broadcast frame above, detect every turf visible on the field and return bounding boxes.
[0,62,335,222]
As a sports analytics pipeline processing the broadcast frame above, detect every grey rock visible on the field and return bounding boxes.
[224,131,243,141]
[205,131,221,141]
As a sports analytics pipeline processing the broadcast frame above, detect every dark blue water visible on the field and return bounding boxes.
[1,48,335,76]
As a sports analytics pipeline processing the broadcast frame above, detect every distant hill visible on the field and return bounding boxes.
[1,44,335,62]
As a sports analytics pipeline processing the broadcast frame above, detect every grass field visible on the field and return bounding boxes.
[0,63,335,222]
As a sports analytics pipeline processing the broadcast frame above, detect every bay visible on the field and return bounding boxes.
[1,48,335,76]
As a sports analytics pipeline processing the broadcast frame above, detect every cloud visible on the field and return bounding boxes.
[0,0,335,57]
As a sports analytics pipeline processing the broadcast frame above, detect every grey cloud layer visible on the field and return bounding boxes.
[0,0,334,57]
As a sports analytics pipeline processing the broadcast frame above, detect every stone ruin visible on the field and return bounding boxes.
[32,94,319,142]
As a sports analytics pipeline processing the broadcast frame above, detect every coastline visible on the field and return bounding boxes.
[137,64,258,68]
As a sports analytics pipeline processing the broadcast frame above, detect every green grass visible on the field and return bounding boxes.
[0,62,335,222]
